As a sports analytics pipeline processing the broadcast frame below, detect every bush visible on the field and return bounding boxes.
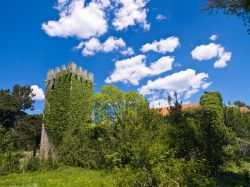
[41,154,60,171]
[22,155,60,173]
[59,124,107,169]
[115,167,154,187]
[22,156,40,172]
[0,145,20,176]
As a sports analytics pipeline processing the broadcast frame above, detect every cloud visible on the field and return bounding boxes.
[112,0,150,30]
[191,43,219,61]
[31,85,45,100]
[141,36,180,53]
[102,37,126,52]
[209,34,218,41]
[191,43,232,68]
[138,69,211,100]
[76,36,134,56]
[156,14,167,21]
[149,99,169,108]
[214,51,232,68]
[42,0,109,39]
[105,55,174,85]
[120,47,135,56]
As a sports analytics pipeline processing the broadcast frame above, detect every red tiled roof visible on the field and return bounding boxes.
[159,103,200,116]
[240,107,250,113]
[158,103,250,116]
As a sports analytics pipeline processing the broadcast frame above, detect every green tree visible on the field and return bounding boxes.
[0,125,20,176]
[12,115,42,155]
[200,92,238,171]
[224,106,250,139]
[167,91,183,124]
[0,85,34,129]
[94,85,148,124]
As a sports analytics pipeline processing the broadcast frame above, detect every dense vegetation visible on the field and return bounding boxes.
[44,72,94,146]
[1,84,250,186]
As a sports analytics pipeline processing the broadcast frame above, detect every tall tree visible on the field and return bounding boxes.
[200,92,237,171]
[0,85,34,129]
[12,115,42,155]
[94,85,148,124]
[167,91,183,124]
[0,85,38,152]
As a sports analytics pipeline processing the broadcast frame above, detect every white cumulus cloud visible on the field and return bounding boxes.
[112,0,150,31]
[105,55,174,85]
[42,0,109,39]
[209,34,218,41]
[138,69,211,99]
[191,43,232,68]
[76,36,134,56]
[141,36,180,54]
[31,85,45,101]
[120,47,135,56]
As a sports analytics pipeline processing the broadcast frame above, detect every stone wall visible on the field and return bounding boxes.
[239,139,250,157]
[39,124,57,159]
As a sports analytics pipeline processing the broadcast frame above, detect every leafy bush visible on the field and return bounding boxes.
[0,145,20,176]
[22,156,40,172]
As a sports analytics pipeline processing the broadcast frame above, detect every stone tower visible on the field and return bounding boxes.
[40,62,94,159]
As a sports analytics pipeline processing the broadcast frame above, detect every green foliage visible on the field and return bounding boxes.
[59,123,108,169]
[23,156,41,172]
[22,155,60,173]
[224,106,250,140]
[115,167,154,187]
[12,115,42,154]
[12,85,35,111]
[2,81,250,187]
[0,85,40,155]
[0,85,34,130]
[94,85,148,123]
[60,86,163,170]
[0,125,20,176]
[60,87,248,186]
[166,91,183,124]
[200,92,238,171]
[44,71,94,146]
[0,144,20,176]
[115,160,216,187]
[0,167,115,187]
[164,118,203,160]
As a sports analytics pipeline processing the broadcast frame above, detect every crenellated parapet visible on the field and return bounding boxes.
[46,62,94,91]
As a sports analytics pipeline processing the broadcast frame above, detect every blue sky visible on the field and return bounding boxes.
[0,0,250,113]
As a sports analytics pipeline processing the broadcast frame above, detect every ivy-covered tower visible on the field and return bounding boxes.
[40,62,94,158]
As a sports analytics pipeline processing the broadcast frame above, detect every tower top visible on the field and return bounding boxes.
[46,62,94,82]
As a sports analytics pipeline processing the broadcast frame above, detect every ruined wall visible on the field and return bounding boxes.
[40,62,94,159]
[239,139,250,157]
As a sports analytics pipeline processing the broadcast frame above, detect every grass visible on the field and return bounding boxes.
[0,167,115,187]
[0,160,249,187]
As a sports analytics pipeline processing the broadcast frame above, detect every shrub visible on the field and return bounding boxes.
[22,156,40,172]
[0,144,20,176]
